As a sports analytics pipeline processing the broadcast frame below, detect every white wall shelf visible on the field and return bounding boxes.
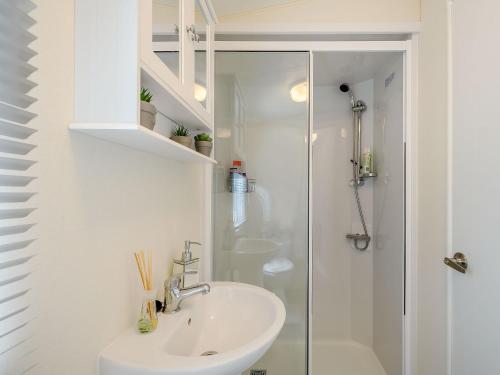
[69,123,216,164]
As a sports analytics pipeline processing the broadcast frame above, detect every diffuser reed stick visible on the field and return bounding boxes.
[134,251,157,332]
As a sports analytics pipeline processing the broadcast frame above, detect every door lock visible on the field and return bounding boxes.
[444,252,468,274]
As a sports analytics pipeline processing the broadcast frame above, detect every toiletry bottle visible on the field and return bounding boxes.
[172,240,201,288]
[232,160,242,172]
[361,148,373,175]
[229,160,248,192]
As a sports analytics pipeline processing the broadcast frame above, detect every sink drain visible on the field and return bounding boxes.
[200,350,218,356]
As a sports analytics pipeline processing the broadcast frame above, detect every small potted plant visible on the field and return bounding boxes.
[140,88,156,130]
[171,125,192,148]
[194,133,213,156]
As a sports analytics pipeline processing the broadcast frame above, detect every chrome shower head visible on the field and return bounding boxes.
[339,83,350,93]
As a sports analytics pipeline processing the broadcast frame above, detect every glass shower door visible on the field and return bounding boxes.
[213,52,310,375]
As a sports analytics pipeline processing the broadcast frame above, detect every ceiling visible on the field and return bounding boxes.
[154,0,298,18]
[216,52,309,124]
[210,0,298,18]
[215,51,403,124]
[313,52,403,87]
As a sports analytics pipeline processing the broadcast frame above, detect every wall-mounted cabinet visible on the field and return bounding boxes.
[141,0,215,131]
[71,0,216,163]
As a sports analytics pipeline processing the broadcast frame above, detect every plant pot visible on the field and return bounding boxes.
[140,101,157,130]
[171,135,193,148]
[195,140,213,157]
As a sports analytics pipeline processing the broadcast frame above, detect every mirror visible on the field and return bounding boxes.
[152,0,180,78]
[194,1,208,108]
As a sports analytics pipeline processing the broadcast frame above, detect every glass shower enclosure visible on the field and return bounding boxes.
[213,52,310,374]
[212,50,406,375]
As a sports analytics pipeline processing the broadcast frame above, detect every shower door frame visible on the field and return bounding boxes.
[208,37,419,375]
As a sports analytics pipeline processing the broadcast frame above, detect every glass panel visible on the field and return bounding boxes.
[152,0,180,78]
[194,1,208,107]
[214,52,309,375]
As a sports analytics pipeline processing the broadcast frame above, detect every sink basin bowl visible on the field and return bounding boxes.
[99,282,286,375]
[229,238,280,286]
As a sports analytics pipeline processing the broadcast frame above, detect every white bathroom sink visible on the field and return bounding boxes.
[99,282,286,375]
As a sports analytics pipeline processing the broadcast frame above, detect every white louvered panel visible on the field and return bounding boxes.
[0,238,35,261]
[0,322,34,354]
[0,236,35,251]
[0,119,37,140]
[0,200,36,210]
[0,192,36,203]
[0,306,35,338]
[0,158,36,173]
[0,70,37,93]
[0,275,32,304]
[0,291,31,321]
[0,261,32,284]
[0,55,36,78]
[0,136,36,155]
[0,51,36,78]
[0,174,36,187]
[2,353,37,374]
[0,21,36,48]
[0,339,37,373]
[0,209,35,221]
[0,224,34,236]
[0,102,36,125]
[0,2,36,30]
[0,1,37,371]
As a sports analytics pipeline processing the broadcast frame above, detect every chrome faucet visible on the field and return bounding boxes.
[162,272,210,313]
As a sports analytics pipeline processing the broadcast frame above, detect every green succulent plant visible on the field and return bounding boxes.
[140,87,153,103]
[172,125,190,137]
[194,133,212,142]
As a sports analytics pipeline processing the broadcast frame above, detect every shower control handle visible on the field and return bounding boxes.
[444,252,468,274]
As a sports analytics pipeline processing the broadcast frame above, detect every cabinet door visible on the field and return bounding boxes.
[193,0,210,111]
[141,0,183,91]
[152,0,182,81]
[185,0,213,125]
[141,0,213,129]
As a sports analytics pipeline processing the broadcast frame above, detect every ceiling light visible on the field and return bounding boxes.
[290,81,308,103]
[194,83,207,102]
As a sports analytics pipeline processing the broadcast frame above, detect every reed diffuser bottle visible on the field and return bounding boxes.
[134,251,158,333]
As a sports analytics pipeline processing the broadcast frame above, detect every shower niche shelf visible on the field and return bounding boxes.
[69,123,217,164]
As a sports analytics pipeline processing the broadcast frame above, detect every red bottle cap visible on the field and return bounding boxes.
[232,160,242,166]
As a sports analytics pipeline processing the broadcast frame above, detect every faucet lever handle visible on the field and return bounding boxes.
[166,271,198,289]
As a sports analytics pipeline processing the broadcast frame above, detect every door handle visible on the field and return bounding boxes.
[444,252,468,274]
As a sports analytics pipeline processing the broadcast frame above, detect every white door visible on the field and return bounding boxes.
[449,1,500,374]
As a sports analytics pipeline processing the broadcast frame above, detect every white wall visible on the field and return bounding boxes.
[32,1,206,373]
[216,0,420,23]
[312,79,375,347]
[417,0,449,374]
[373,56,405,375]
